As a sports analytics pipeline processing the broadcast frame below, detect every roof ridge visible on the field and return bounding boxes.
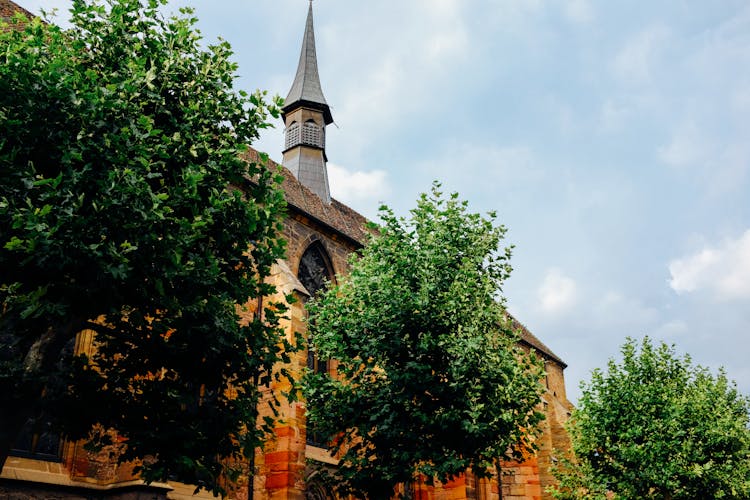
[243,148,370,246]
[1,0,34,22]
[508,313,567,367]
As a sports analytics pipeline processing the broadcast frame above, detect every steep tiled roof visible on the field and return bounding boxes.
[246,149,565,366]
[0,0,32,23]
[245,148,371,246]
[509,315,567,367]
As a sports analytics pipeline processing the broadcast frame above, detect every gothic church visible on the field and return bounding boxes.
[0,1,573,499]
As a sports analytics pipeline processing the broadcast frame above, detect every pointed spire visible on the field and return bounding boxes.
[283,1,333,125]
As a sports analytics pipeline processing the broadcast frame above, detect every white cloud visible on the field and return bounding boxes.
[611,25,670,85]
[335,55,401,134]
[425,29,469,64]
[651,320,689,339]
[563,0,593,24]
[718,142,750,192]
[321,2,470,156]
[669,229,750,300]
[494,0,544,20]
[688,3,750,79]
[658,121,711,169]
[328,163,390,205]
[593,291,659,328]
[418,0,469,62]
[652,7,750,193]
[417,0,463,17]
[658,120,750,193]
[537,268,578,314]
[417,143,542,192]
[600,99,626,130]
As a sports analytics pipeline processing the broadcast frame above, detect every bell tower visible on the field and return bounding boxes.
[282,1,333,204]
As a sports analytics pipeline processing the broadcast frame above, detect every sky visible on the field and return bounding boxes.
[21,0,750,402]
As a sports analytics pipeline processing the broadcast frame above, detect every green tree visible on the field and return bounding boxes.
[302,184,545,499]
[0,0,292,494]
[551,337,750,500]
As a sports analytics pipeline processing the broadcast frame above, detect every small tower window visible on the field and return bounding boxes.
[301,120,324,148]
[285,121,300,150]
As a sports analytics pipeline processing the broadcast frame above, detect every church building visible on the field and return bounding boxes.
[0,1,573,499]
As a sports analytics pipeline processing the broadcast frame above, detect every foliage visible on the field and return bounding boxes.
[550,337,750,500]
[0,0,291,494]
[302,184,545,499]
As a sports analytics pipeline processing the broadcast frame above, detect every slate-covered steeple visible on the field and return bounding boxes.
[282,1,333,204]
[283,1,333,125]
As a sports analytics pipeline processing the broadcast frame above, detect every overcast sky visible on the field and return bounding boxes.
[22,0,750,402]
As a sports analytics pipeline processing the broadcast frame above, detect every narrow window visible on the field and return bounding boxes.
[11,418,62,462]
[301,120,323,148]
[285,121,300,149]
[306,480,334,500]
[297,242,335,446]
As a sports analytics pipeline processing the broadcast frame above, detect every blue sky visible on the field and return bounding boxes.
[24,0,750,402]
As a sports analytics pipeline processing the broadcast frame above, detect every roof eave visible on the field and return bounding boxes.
[281,99,333,125]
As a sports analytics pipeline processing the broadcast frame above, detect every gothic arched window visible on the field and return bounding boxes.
[298,242,334,447]
[297,242,334,377]
[11,419,62,462]
[305,480,333,500]
[298,243,332,299]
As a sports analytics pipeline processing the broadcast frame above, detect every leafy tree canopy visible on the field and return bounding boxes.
[551,337,750,500]
[0,0,291,494]
[302,184,545,499]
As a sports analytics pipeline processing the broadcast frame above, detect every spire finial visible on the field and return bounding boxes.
[281,0,333,204]
[282,0,332,125]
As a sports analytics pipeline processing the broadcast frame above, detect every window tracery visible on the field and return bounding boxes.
[305,481,333,500]
[298,242,334,446]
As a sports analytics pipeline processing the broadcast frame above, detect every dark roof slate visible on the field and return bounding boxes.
[509,314,567,367]
[282,2,332,125]
[245,149,370,247]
